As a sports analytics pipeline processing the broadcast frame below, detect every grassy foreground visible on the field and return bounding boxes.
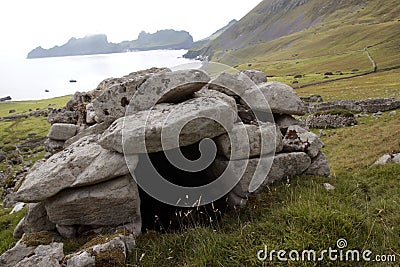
[126,110,400,266]
[0,75,399,266]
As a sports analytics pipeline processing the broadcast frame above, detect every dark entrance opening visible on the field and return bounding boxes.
[134,142,229,232]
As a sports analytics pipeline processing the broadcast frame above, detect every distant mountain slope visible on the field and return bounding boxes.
[197,19,237,44]
[27,30,193,58]
[183,20,237,59]
[130,30,193,51]
[186,0,400,68]
[27,34,121,58]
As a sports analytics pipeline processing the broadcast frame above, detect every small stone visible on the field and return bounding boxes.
[47,108,78,125]
[322,183,335,191]
[65,251,95,267]
[15,242,64,267]
[275,114,307,132]
[226,192,248,210]
[0,239,35,267]
[47,123,79,141]
[282,125,324,158]
[392,153,400,163]
[13,202,55,238]
[10,202,26,214]
[44,138,64,154]
[373,111,383,118]
[373,154,392,165]
[86,103,97,124]
[56,225,77,238]
[239,70,267,84]
[304,152,331,177]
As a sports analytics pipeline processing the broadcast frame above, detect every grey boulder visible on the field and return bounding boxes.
[15,136,134,202]
[214,122,283,160]
[47,108,78,125]
[85,103,96,124]
[207,72,253,96]
[14,242,64,267]
[44,138,64,154]
[47,123,79,141]
[193,88,238,118]
[13,202,56,238]
[65,251,95,267]
[131,69,210,111]
[226,192,248,210]
[64,122,112,147]
[242,82,306,115]
[304,152,331,177]
[373,153,400,165]
[282,125,324,158]
[99,97,236,154]
[0,239,36,267]
[65,235,129,267]
[275,114,307,132]
[91,68,168,123]
[210,152,311,198]
[45,174,141,229]
[239,70,267,84]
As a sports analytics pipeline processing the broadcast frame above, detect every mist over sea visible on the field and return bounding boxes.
[0,50,196,100]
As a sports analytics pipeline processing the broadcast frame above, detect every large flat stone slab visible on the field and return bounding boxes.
[214,122,283,160]
[99,97,237,154]
[210,152,311,198]
[241,82,306,115]
[92,68,168,123]
[207,72,253,97]
[15,136,134,202]
[45,174,141,227]
[131,69,210,111]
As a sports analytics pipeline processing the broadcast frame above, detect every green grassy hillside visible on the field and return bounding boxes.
[188,0,400,85]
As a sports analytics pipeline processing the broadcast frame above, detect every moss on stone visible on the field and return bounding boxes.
[22,231,56,247]
[80,230,127,251]
[94,248,125,267]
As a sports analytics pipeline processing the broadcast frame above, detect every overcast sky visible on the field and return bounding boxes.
[0,0,262,58]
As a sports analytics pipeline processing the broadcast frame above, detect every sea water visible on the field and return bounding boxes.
[0,50,196,100]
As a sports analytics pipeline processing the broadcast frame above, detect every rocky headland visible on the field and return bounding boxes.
[27,30,194,59]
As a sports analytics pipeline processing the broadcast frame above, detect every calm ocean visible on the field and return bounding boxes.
[0,50,196,100]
